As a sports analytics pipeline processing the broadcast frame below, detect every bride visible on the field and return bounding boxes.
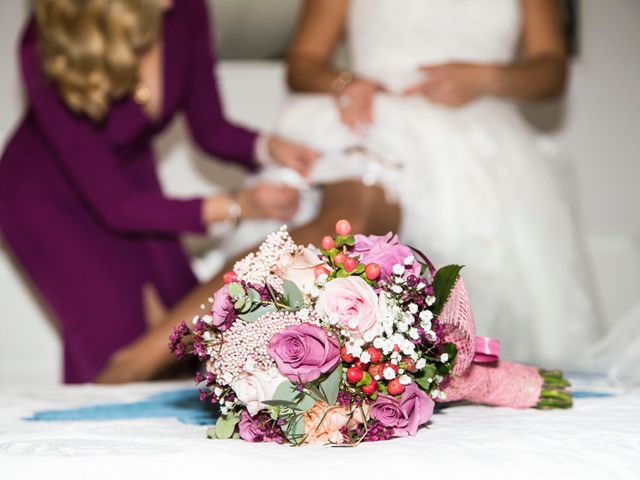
[265,0,601,368]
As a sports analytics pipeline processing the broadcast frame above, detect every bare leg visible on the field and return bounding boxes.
[96,181,400,383]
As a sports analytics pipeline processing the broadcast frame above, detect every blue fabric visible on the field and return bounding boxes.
[25,389,219,425]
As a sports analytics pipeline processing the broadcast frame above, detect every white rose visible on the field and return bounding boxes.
[230,369,286,416]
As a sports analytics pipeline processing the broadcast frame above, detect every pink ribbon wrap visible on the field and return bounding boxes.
[436,278,543,409]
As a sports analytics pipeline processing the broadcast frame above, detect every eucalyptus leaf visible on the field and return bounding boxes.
[238,303,277,322]
[272,380,315,411]
[214,412,240,439]
[283,280,305,310]
[206,427,217,439]
[431,264,463,316]
[317,366,342,405]
[227,282,246,299]
[248,288,261,303]
[234,298,246,310]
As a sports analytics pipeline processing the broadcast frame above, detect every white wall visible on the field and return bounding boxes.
[1,0,639,385]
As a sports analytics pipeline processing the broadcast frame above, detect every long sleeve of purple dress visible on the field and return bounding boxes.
[0,0,259,383]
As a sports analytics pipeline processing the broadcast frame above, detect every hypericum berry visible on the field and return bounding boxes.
[335,219,352,236]
[368,364,384,380]
[387,378,405,395]
[365,263,381,280]
[341,346,354,363]
[334,252,347,265]
[223,271,238,284]
[346,366,364,384]
[367,347,382,364]
[383,362,399,375]
[402,357,416,372]
[343,257,357,272]
[355,359,369,371]
[321,236,335,250]
[362,379,378,396]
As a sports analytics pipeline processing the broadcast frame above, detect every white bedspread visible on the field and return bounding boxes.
[1,374,638,480]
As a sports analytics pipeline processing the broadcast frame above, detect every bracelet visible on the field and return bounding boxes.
[226,192,242,228]
[331,70,353,93]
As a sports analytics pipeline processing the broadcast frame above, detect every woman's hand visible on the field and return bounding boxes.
[403,63,496,108]
[335,79,381,133]
[267,136,318,177]
[237,182,300,221]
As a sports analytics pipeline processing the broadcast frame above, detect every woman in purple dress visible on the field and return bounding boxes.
[0,0,317,383]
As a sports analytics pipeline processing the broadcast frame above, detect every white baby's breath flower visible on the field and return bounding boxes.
[222,372,234,384]
[426,295,436,306]
[394,276,406,284]
[383,367,397,380]
[392,264,405,276]
[431,389,440,399]
[409,328,420,340]
[408,303,418,314]
[419,309,433,322]
[415,358,427,370]
[297,308,310,321]
[244,357,256,372]
[373,337,385,349]
[220,405,229,415]
[202,314,213,325]
[359,351,372,364]
[438,391,448,400]
[202,331,213,341]
[416,282,426,291]
[214,387,223,397]
[440,353,449,363]
[398,374,412,385]
[391,285,403,294]
[192,315,200,325]
[403,255,415,266]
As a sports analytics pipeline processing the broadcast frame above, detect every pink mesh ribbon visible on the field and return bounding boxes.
[436,279,543,409]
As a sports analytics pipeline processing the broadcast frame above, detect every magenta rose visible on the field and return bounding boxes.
[211,285,237,331]
[354,232,421,280]
[238,411,284,443]
[370,383,434,437]
[268,324,340,384]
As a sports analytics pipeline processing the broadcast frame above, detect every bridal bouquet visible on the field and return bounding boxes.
[170,220,571,445]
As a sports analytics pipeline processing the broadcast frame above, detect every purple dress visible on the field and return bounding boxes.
[0,0,258,383]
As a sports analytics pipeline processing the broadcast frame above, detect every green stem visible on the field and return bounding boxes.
[535,369,573,410]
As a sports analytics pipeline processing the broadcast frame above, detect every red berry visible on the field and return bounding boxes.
[402,357,416,372]
[393,345,401,353]
[362,379,378,396]
[367,347,382,364]
[223,271,238,284]
[346,366,364,384]
[387,378,405,395]
[321,236,335,250]
[355,359,369,371]
[343,257,357,272]
[341,346,354,363]
[368,364,384,381]
[335,219,352,236]
[365,263,381,280]
[383,362,399,375]
[334,252,347,265]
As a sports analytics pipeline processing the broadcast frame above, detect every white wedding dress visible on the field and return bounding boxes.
[268,0,603,369]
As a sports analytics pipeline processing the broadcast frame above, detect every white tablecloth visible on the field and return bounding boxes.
[1,374,638,480]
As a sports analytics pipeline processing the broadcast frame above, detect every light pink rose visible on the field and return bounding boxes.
[315,276,380,340]
[274,247,326,291]
[230,369,287,416]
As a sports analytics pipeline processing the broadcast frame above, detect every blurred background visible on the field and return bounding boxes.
[0,0,639,384]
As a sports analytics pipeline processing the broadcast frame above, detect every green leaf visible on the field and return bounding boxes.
[214,412,240,439]
[206,427,217,439]
[317,366,342,405]
[227,282,245,300]
[238,303,277,322]
[431,265,464,316]
[336,269,348,278]
[414,364,437,392]
[262,399,299,408]
[234,298,246,310]
[248,288,261,303]
[272,380,315,411]
[283,280,305,310]
[353,264,365,275]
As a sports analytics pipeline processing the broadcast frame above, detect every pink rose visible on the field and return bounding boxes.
[354,233,421,280]
[211,285,237,331]
[230,369,286,416]
[315,276,380,340]
[370,383,434,437]
[274,247,326,291]
[268,323,340,384]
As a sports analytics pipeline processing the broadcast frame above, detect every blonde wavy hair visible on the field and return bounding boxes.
[35,0,163,122]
